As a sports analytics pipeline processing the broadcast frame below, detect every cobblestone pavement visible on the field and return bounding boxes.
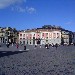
[0,45,75,75]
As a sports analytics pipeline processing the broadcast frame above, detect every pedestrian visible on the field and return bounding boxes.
[74,43,75,46]
[40,45,41,48]
[7,42,9,48]
[6,43,8,48]
[12,43,13,46]
[16,43,19,49]
[55,43,58,50]
[35,44,37,47]
[24,45,26,50]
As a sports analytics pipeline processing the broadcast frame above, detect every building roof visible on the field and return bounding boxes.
[20,28,61,33]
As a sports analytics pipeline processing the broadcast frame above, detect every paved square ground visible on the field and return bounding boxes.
[0,45,75,75]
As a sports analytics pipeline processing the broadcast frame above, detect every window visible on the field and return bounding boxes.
[8,32,9,35]
[20,34,22,36]
[20,38,22,40]
[46,37,48,39]
[23,38,25,39]
[30,41,31,44]
[33,37,35,39]
[34,34,35,36]
[46,40,48,42]
[23,34,25,37]
[23,41,25,44]
[57,33,60,38]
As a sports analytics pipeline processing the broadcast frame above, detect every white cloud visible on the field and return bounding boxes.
[0,0,36,14]
[0,0,26,9]
[12,6,26,13]
[26,7,36,14]
[12,6,36,14]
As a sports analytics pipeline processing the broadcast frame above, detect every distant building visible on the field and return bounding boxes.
[0,28,5,43]
[19,25,61,45]
[0,25,73,45]
[72,32,75,43]
[0,27,18,44]
[19,25,74,45]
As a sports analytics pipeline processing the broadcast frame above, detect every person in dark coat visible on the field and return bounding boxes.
[7,42,9,48]
[24,45,26,50]
[55,43,58,50]
[16,43,19,49]
[74,43,75,46]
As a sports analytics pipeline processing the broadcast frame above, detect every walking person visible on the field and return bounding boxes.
[40,45,41,48]
[74,43,75,46]
[55,43,58,50]
[12,43,13,46]
[24,45,26,50]
[16,43,19,49]
[7,42,9,48]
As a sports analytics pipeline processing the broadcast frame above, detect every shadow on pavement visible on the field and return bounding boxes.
[0,50,28,58]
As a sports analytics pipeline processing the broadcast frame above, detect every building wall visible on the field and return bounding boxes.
[0,32,5,43]
[72,33,75,43]
[61,31,71,44]
[41,31,61,45]
[19,30,61,45]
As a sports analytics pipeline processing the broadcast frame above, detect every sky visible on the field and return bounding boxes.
[0,0,75,32]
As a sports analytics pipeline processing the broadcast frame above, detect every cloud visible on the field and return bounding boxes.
[26,7,36,14]
[12,6,36,14]
[0,0,26,9]
[12,6,26,13]
[65,21,74,25]
[0,0,36,14]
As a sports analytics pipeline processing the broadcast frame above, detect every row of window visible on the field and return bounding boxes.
[20,37,60,40]
[20,34,32,37]
[20,33,60,39]
[20,33,60,38]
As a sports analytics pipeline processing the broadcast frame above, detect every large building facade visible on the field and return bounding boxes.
[19,28,61,45]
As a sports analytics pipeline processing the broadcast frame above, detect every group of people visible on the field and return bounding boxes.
[45,43,58,49]
[5,42,75,51]
[6,43,26,50]
[34,43,58,50]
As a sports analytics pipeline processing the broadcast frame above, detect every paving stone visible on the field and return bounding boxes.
[0,45,75,75]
